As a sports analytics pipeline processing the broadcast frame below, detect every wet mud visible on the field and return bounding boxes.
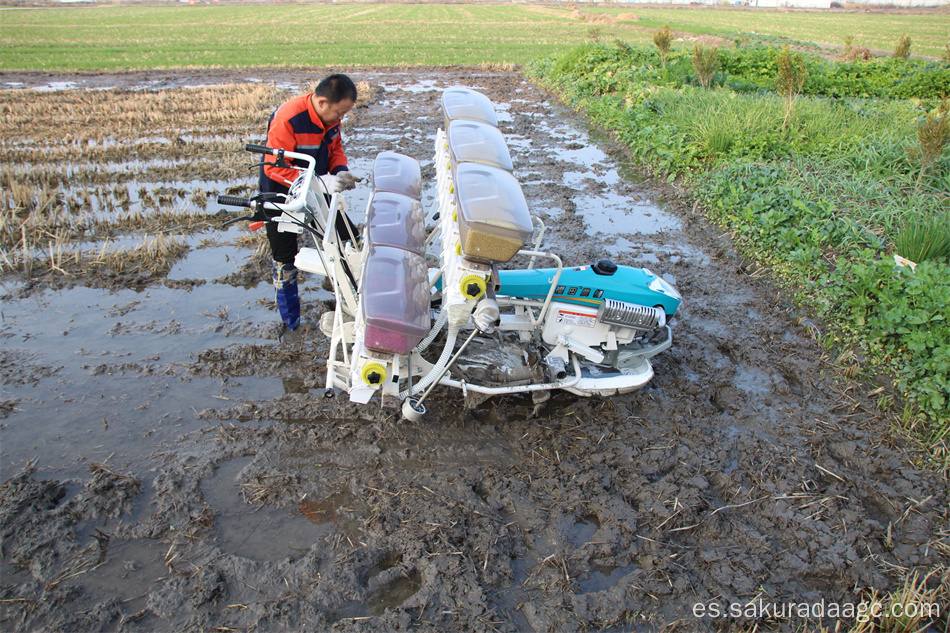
[1,69,948,632]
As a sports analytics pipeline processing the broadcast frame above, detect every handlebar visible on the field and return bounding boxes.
[218,145,317,222]
[255,146,314,215]
[217,194,252,208]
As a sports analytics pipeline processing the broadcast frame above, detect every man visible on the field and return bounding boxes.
[259,73,360,333]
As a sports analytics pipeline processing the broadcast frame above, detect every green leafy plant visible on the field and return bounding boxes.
[894,212,950,265]
[775,45,808,130]
[836,255,950,433]
[893,34,912,60]
[691,44,720,90]
[530,41,950,456]
[690,120,734,163]
[653,24,674,70]
[717,45,950,100]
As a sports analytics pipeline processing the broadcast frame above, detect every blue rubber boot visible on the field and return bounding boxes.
[273,261,300,331]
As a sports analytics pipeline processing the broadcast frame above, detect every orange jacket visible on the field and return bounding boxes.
[258,93,349,193]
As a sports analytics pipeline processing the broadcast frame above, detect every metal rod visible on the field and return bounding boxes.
[412,327,480,409]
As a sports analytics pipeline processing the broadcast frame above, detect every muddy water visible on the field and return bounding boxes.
[1,69,948,632]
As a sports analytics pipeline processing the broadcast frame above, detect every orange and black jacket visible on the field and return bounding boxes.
[258,93,349,194]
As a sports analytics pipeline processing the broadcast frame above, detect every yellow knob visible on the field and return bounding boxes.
[361,362,387,385]
[459,274,487,300]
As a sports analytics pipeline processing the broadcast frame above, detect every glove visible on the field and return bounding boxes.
[318,172,362,195]
[337,171,362,190]
[318,173,344,194]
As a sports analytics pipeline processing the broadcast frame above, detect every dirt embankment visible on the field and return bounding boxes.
[0,69,947,632]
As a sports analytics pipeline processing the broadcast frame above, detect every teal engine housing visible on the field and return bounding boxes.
[496,259,681,317]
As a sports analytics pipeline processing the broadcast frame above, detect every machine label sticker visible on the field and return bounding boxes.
[556,310,597,328]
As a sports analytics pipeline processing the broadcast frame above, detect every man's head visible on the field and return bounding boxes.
[312,74,357,128]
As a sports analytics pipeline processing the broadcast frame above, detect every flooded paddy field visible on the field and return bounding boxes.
[1,69,948,632]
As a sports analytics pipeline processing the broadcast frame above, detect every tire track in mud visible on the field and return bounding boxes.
[1,69,947,632]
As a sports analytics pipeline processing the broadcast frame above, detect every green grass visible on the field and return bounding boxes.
[0,4,641,70]
[581,5,950,58]
[1,3,947,71]
[527,42,950,459]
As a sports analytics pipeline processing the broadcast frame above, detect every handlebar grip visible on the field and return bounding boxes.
[245,143,272,155]
[217,195,252,208]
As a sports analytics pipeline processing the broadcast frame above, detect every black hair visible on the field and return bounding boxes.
[314,74,358,104]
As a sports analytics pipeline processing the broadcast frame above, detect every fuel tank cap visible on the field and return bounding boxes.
[592,258,618,276]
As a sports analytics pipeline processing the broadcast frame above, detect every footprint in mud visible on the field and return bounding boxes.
[201,457,327,562]
[298,490,360,527]
[773,364,806,396]
[365,552,423,614]
[332,552,422,621]
[579,563,637,594]
[368,569,423,616]
[565,514,637,594]
[568,513,600,547]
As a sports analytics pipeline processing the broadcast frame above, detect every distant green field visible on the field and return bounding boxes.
[585,5,949,56]
[0,3,946,71]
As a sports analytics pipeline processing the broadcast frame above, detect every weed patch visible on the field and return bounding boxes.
[528,41,950,458]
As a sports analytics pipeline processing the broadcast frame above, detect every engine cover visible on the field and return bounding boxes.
[540,302,619,348]
[496,263,681,317]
